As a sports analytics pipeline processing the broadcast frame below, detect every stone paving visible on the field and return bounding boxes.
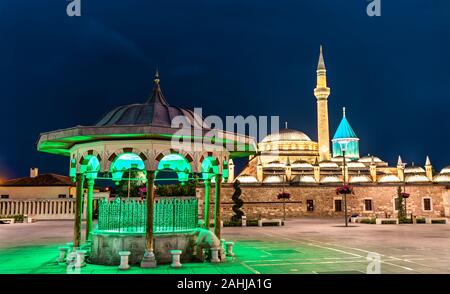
[1,219,450,274]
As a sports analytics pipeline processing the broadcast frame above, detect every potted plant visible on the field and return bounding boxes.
[336,185,353,195]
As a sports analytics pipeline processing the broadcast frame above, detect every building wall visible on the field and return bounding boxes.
[197,184,450,220]
[0,186,73,199]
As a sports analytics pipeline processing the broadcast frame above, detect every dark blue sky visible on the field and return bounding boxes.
[1,0,449,178]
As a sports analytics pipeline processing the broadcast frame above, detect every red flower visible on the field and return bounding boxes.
[336,185,353,195]
[401,192,410,199]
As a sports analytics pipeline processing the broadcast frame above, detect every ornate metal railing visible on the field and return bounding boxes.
[97,197,198,233]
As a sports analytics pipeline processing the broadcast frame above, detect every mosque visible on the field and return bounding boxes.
[214,46,450,220]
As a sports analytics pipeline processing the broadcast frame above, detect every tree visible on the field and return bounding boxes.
[116,170,146,198]
[396,186,407,222]
[231,180,244,222]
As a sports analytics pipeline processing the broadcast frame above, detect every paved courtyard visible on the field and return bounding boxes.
[1,219,450,274]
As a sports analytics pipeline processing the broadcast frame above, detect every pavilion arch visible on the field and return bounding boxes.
[155,152,193,183]
[76,150,102,179]
[201,156,220,180]
[151,149,196,172]
[105,147,151,172]
[109,152,148,183]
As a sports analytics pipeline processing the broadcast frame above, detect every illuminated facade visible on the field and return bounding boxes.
[231,47,450,219]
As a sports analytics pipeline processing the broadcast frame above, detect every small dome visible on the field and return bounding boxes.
[319,161,339,168]
[440,166,450,174]
[261,129,312,143]
[263,175,284,183]
[292,175,316,183]
[291,161,313,169]
[404,166,425,174]
[358,156,383,163]
[378,174,401,183]
[434,174,450,183]
[405,174,430,183]
[236,175,258,184]
[320,176,342,183]
[347,162,367,168]
[96,73,206,129]
[350,175,371,183]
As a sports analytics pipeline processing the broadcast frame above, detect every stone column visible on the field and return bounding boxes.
[204,179,211,229]
[86,178,95,241]
[73,173,84,249]
[141,170,157,268]
[214,174,223,240]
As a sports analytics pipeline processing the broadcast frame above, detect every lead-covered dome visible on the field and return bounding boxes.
[96,72,206,128]
[261,128,312,143]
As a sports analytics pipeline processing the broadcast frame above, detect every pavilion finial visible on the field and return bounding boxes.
[154,69,160,85]
[343,107,346,118]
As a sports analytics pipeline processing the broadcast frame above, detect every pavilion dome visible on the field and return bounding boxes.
[261,128,312,143]
[96,72,206,128]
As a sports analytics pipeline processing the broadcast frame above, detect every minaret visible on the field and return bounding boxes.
[425,156,433,181]
[227,159,235,183]
[256,156,263,183]
[397,156,405,182]
[314,45,331,161]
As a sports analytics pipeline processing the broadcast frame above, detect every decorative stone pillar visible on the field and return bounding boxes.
[86,178,95,242]
[141,170,157,268]
[119,251,131,270]
[214,174,223,240]
[370,159,377,182]
[75,249,87,268]
[210,247,220,263]
[256,161,263,183]
[225,242,235,257]
[57,246,68,263]
[170,250,183,268]
[313,162,321,183]
[204,179,211,229]
[73,173,84,249]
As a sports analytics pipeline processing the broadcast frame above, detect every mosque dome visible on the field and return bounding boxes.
[261,128,312,143]
[440,166,450,174]
[96,72,206,128]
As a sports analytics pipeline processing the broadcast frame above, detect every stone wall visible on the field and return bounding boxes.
[197,183,450,220]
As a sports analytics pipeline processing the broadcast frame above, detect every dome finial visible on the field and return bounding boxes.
[285,121,288,129]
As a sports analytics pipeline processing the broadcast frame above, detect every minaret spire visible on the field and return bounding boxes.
[317,45,326,70]
[314,45,331,161]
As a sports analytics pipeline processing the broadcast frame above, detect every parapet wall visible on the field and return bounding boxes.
[197,184,450,220]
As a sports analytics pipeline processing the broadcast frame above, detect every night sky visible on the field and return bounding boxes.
[1,0,449,179]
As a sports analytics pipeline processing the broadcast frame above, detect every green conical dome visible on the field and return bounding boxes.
[332,108,360,160]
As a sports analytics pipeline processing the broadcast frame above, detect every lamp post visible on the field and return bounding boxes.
[336,139,351,227]
[342,147,348,227]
